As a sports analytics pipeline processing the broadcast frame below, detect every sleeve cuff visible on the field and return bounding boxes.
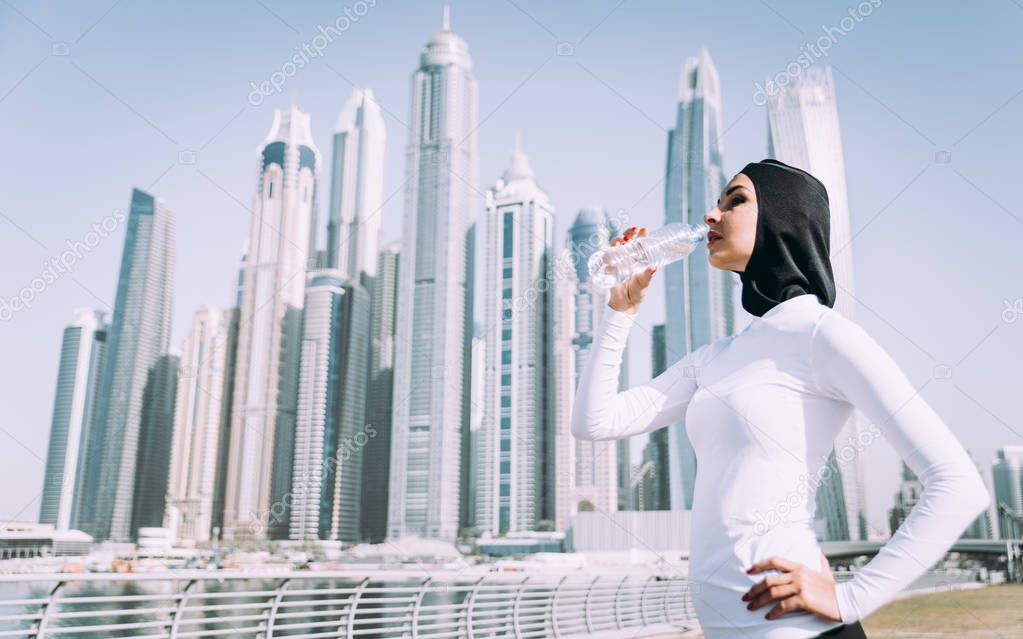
[602,305,637,344]
[833,581,860,624]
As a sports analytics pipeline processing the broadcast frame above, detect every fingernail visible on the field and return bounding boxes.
[746,603,753,610]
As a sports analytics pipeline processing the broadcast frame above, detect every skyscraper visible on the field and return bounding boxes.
[553,208,621,531]
[993,446,1023,539]
[361,244,400,543]
[767,66,865,540]
[223,106,322,540]
[289,271,370,543]
[644,323,670,511]
[887,461,921,535]
[131,352,180,536]
[962,453,993,540]
[389,9,478,542]
[766,66,855,320]
[477,146,555,534]
[466,321,485,530]
[78,187,175,541]
[663,48,738,511]
[165,306,230,543]
[326,88,386,281]
[39,309,107,531]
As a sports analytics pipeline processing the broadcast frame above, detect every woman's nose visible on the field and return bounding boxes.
[704,206,721,225]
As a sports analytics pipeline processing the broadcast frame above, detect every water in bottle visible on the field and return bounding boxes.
[587,222,710,288]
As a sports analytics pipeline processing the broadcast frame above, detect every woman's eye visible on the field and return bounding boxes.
[730,196,744,207]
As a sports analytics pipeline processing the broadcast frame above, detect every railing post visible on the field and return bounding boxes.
[34,580,65,638]
[660,576,672,625]
[662,576,679,625]
[638,575,654,626]
[410,576,433,639]
[262,578,292,639]
[511,576,529,638]
[464,576,485,639]
[582,576,600,634]
[550,575,569,639]
[613,575,629,630]
[344,577,371,639]
[169,579,197,639]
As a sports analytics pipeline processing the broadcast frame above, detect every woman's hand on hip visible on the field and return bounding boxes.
[608,227,655,316]
[741,555,842,622]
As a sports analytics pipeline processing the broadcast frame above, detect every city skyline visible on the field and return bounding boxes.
[3,1,1018,539]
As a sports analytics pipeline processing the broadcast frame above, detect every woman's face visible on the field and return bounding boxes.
[705,172,758,272]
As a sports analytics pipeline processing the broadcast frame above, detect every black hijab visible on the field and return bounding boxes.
[732,159,837,317]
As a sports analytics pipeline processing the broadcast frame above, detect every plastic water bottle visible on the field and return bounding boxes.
[587,222,710,288]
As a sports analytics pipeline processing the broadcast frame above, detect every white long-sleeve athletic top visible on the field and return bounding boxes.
[572,293,990,638]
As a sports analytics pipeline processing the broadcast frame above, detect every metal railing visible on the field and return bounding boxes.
[0,570,697,638]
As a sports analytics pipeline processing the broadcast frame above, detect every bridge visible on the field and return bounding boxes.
[821,538,1022,558]
[822,538,1023,583]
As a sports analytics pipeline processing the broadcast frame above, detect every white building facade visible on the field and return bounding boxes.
[223,106,321,540]
[477,148,554,534]
[388,10,478,542]
[165,305,230,543]
[289,271,370,543]
[326,88,386,281]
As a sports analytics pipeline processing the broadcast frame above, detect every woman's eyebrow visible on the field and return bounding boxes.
[717,184,747,205]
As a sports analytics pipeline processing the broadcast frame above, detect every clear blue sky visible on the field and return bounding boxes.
[1,0,1021,536]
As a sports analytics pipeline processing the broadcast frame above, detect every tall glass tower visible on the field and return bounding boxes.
[361,244,401,542]
[767,66,864,540]
[131,352,180,536]
[78,187,175,541]
[326,88,386,282]
[389,8,478,542]
[663,48,737,511]
[223,106,321,540]
[553,208,621,531]
[40,309,107,531]
[165,305,230,543]
[477,146,554,534]
[993,446,1023,539]
[289,270,370,543]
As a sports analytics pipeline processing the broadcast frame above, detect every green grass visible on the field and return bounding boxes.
[686,585,1023,638]
[860,584,1023,638]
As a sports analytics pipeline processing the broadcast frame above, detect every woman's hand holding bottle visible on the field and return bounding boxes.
[607,227,656,316]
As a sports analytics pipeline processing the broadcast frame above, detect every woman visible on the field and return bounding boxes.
[571,159,990,638]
